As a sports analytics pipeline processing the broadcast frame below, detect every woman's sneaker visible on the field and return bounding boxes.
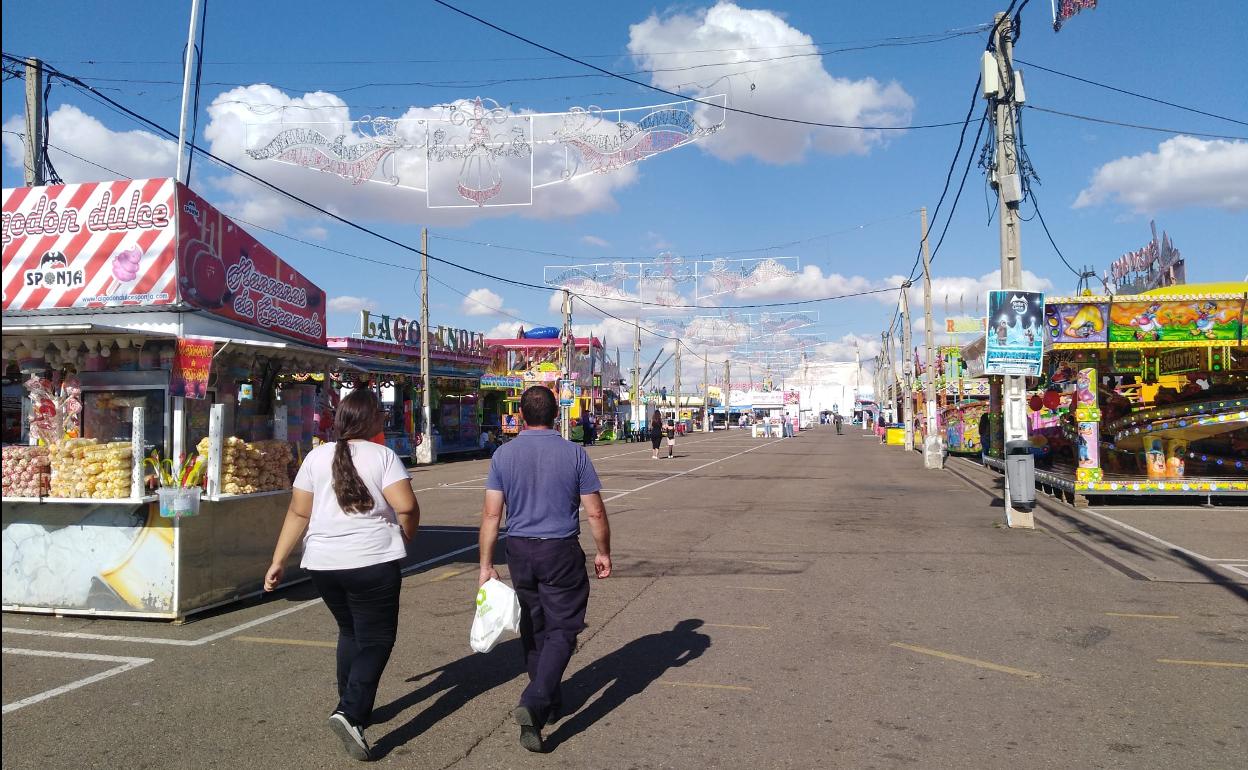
[328,712,372,761]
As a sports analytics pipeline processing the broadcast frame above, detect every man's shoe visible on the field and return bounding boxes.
[328,712,372,761]
[513,706,544,752]
[545,705,562,727]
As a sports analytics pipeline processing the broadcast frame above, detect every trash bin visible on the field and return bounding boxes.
[1004,440,1036,511]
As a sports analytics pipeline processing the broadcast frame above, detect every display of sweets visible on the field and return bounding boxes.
[48,438,133,499]
[2,445,51,497]
[196,436,294,495]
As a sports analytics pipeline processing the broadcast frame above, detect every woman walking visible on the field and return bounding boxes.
[650,408,664,460]
[265,388,419,762]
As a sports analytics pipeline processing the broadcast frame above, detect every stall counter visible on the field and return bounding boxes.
[2,493,303,620]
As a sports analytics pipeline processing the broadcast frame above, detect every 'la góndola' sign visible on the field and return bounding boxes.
[358,309,485,355]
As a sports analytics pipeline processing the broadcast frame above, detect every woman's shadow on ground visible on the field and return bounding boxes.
[368,619,710,757]
[369,638,525,759]
[544,618,711,749]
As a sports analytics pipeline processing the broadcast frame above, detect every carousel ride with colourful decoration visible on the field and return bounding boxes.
[1018,286,1248,502]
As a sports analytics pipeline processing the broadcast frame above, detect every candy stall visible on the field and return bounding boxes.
[983,288,1247,504]
[2,178,340,619]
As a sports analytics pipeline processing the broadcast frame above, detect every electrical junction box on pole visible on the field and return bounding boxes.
[981,52,1000,98]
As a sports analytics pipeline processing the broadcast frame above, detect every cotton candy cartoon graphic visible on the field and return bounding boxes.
[105,245,143,297]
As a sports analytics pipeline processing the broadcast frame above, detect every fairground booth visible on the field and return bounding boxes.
[328,309,489,458]
[2,179,340,619]
[484,329,605,437]
[980,286,1247,504]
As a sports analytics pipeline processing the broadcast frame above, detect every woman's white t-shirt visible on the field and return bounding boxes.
[293,440,411,570]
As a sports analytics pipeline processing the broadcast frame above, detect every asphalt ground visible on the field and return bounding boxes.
[3,427,1246,769]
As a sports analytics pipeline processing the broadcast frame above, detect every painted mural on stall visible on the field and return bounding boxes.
[1109,298,1244,346]
[2,504,175,613]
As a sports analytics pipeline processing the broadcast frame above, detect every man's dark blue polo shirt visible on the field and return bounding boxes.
[485,428,602,539]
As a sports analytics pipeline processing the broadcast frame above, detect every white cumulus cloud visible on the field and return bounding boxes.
[2,104,177,182]
[580,235,610,248]
[628,2,915,163]
[1074,136,1248,212]
[482,321,524,340]
[327,295,374,313]
[461,287,506,316]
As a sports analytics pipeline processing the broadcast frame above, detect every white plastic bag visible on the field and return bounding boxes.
[470,578,521,653]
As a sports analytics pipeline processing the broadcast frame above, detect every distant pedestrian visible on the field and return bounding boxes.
[580,411,594,447]
[651,408,664,460]
[665,417,676,458]
[265,388,420,762]
[478,386,612,753]
[834,413,844,434]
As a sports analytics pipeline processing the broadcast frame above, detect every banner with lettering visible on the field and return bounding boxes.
[2,179,178,310]
[176,184,326,345]
[170,338,216,399]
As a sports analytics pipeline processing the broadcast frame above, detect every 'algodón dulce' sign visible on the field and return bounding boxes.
[2,179,179,310]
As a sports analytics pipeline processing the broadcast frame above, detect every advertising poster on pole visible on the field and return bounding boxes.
[984,290,1045,376]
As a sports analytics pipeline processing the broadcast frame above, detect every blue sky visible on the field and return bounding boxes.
[3,1,1246,393]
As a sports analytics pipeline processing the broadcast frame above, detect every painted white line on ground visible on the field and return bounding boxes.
[601,439,784,505]
[2,647,153,714]
[1220,564,1248,580]
[1084,508,1214,562]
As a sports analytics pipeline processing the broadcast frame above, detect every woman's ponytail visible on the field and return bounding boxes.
[330,388,380,513]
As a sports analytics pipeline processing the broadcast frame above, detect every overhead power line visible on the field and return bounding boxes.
[429,1,968,131]
[1024,105,1248,141]
[48,30,984,99]
[58,25,991,66]
[1015,58,1248,128]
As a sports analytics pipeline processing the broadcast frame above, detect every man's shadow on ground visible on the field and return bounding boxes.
[368,619,710,757]
[544,618,711,749]
[369,638,524,758]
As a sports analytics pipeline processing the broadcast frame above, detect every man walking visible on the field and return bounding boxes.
[478,386,613,753]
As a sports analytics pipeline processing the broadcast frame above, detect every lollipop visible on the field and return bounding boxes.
[60,376,83,439]
[25,374,58,444]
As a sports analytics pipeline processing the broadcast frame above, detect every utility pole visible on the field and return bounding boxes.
[673,342,682,429]
[632,318,641,433]
[988,10,1033,528]
[900,284,914,451]
[879,332,889,425]
[560,289,573,440]
[416,229,436,465]
[23,58,44,186]
[856,341,866,430]
[921,207,943,468]
[724,358,731,429]
[174,0,204,185]
[703,354,710,432]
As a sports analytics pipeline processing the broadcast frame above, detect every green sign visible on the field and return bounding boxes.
[1110,349,1143,374]
[1156,347,1206,376]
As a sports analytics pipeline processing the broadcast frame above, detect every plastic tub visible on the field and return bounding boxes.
[158,486,202,518]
